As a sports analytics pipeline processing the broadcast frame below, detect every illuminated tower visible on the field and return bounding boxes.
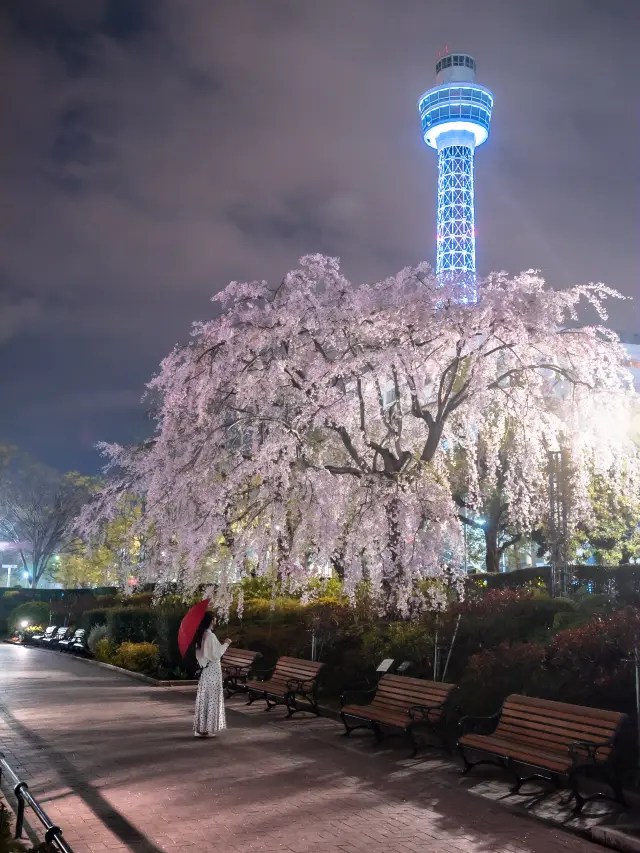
[418,51,493,297]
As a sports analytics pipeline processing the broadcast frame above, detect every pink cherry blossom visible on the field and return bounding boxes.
[78,257,638,616]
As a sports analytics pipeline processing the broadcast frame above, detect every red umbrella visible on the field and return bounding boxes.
[178,599,211,658]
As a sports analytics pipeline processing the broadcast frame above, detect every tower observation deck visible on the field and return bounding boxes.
[418,52,493,296]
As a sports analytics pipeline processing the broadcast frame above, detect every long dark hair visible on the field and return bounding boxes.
[194,612,214,649]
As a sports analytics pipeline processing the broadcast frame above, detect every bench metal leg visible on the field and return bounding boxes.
[246,690,260,706]
[283,689,320,718]
[409,724,452,758]
[568,765,627,814]
[372,723,384,745]
[505,758,524,794]
[340,715,373,738]
[458,745,475,775]
[406,727,418,758]
[458,745,504,777]
[340,712,352,736]
[285,692,297,718]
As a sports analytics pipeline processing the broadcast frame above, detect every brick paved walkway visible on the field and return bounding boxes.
[0,645,603,853]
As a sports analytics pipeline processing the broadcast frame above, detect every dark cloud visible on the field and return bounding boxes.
[1,0,638,471]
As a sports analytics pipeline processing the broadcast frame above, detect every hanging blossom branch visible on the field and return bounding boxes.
[76,256,637,615]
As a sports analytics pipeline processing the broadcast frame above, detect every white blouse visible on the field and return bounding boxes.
[195,629,229,668]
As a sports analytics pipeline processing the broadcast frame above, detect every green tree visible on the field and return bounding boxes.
[0,446,93,588]
[578,474,640,564]
[60,494,144,588]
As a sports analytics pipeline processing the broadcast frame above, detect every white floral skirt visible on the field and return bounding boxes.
[194,662,227,735]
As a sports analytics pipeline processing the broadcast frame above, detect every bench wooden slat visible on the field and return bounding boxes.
[488,725,613,759]
[500,707,619,735]
[503,694,624,724]
[460,734,574,772]
[376,681,451,698]
[342,705,444,727]
[375,687,450,705]
[497,715,616,745]
[222,649,258,666]
[500,703,622,735]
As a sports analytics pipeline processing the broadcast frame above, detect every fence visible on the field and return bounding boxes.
[473,564,640,600]
[0,753,74,853]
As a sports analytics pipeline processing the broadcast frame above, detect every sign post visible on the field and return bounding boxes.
[2,564,17,587]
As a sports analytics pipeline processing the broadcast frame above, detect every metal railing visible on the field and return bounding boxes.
[0,753,74,853]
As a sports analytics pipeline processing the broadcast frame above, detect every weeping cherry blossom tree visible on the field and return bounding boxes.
[78,256,637,614]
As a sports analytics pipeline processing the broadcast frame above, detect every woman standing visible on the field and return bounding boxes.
[193,612,232,738]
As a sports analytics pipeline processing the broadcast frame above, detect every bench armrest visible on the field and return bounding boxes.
[222,662,252,677]
[569,738,614,764]
[340,686,377,708]
[250,665,276,682]
[407,702,445,722]
[458,710,501,737]
[286,677,317,693]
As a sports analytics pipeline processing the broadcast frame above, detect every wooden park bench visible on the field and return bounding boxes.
[246,656,325,717]
[340,673,457,756]
[58,629,84,652]
[71,629,91,656]
[221,647,262,697]
[458,694,629,812]
[42,627,71,647]
[31,626,57,646]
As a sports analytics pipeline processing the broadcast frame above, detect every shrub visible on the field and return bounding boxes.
[442,589,576,680]
[241,596,306,622]
[1,590,27,603]
[155,606,198,676]
[544,606,640,711]
[88,624,108,655]
[107,607,155,644]
[113,642,160,676]
[82,609,110,632]
[361,621,434,674]
[22,625,45,644]
[458,642,547,715]
[94,638,114,664]
[8,601,50,635]
[239,576,286,600]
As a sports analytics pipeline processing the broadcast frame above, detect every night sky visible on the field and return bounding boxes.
[1,0,638,473]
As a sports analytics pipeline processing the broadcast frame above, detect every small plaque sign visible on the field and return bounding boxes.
[376,658,394,673]
[396,660,413,674]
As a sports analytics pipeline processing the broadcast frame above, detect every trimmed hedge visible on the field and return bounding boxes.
[82,609,110,632]
[155,606,198,676]
[107,607,156,645]
[8,601,50,635]
[476,564,640,604]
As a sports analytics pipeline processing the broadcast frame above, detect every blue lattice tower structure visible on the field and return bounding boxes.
[418,51,493,299]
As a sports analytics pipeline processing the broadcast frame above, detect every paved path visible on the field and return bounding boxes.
[0,645,602,853]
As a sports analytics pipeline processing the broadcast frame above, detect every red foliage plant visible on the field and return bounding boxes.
[548,606,640,687]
